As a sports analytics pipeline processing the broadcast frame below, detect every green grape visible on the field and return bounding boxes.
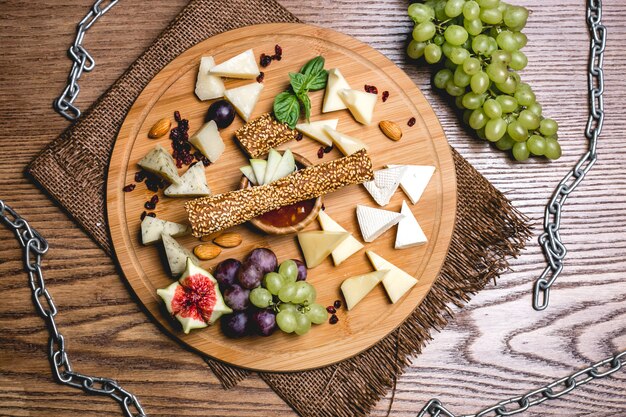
[512,141,530,161]
[434,69,454,89]
[469,108,488,130]
[518,109,540,130]
[408,3,435,23]
[455,95,466,110]
[472,34,490,55]
[464,18,483,36]
[480,7,503,25]
[507,120,528,142]
[514,88,536,106]
[497,1,509,13]
[527,135,547,156]
[434,0,449,20]
[444,25,469,46]
[424,43,442,64]
[444,58,458,71]
[278,260,298,283]
[517,82,532,91]
[446,80,465,96]
[407,40,427,59]
[463,1,481,20]
[486,63,508,84]
[304,283,316,305]
[470,71,490,94]
[504,6,529,29]
[462,92,485,110]
[294,312,312,335]
[441,42,454,58]
[496,30,518,52]
[306,303,328,325]
[263,272,284,295]
[450,47,470,65]
[453,66,471,88]
[250,287,273,308]
[539,118,559,136]
[462,57,481,75]
[433,34,445,46]
[495,134,515,150]
[483,99,502,119]
[278,282,297,302]
[491,50,512,66]
[276,310,297,333]
[477,0,500,8]
[485,37,499,56]
[278,302,298,313]
[413,21,437,42]
[485,118,507,142]
[476,127,487,140]
[544,138,562,160]
[513,32,528,49]
[444,0,465,17]
[291,281,312,304]
[526,102,543,117]
[462,109,473,125]
[496,94,518,113]
[495,75,518,95]
[510,51,528,70]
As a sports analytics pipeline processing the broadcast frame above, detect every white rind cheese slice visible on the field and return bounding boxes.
[250,159,267,185]
[141,216,190,245]
[263,148,282,185]
[356,205,404,243]
[366,250,417,303]
[324,127,369,156]
[164,162,211,197]
[323,68,351,113]
[317,210,364,266]
[340,270,388,310]
[362,166,406,207]
[386,164,436,205]
[161,233,199,277]
[297,231,350,268]
[224,82,264,121]
[240,165,258,185]
[338,89,377,125]
[137,144,181,185]
[395,200,427,249]
[194,56,225,101]
[189,120,225,163]
[295,119,338,146]
[208,49,260,79]
[269,149,295,182]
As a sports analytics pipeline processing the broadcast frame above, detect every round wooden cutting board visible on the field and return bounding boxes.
[107,23,456,372]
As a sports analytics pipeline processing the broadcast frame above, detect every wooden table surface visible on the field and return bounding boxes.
[1,1,624,416]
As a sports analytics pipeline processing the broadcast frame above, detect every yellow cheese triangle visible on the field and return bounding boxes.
[317,210,364,266]
[340,270,388,310]
[297,231,350,268]
[366,251,417,303]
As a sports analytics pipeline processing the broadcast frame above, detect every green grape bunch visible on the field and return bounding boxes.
[407,0,561,161]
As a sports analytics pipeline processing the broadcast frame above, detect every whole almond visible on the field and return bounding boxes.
[379,120,403,141]
[213,233,243,248]
[193,244,222,260]
[148,118,171,139]
[200,230,224,242]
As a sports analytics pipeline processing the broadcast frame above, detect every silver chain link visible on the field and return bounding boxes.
[53,0,119,121]
[532,0,606,310]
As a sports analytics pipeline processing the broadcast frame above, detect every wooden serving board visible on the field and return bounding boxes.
[107,23,456,372]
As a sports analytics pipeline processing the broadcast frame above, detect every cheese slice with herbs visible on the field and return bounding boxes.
[338,89,377,125]
[362,166,406,207]
[297,231,350,268]
[366,250,417,303]
[137,144,181,185]
[395,200,427,249]
[263,148,282,185]
[340,270,388,310]
[317,210,364,266]
[208,49,260,79]
[189,120,224,163]
[164,162,211,197]
[356,205,403,243]
[295,119,338,146]
[141,216,190,245]
[324,127,369,156]
[194,56,225,101]
[386,164,435,205]
[323,68,351,113]
[161,233,199,277]
[224,82,263,121]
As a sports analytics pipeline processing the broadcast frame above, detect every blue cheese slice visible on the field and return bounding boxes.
[141,216,190,245]
[356,205,404,243]
[137,144,181,185]
[366,250,417,303]
[224,82,264,121]
[164,163,211,197]
[317,210,363,266]
[386,164,435,205]
[295,119,338,146]
[161,233,199,277]
[208,49,260,79]
[395,200,427,249]
[194,56,225,101]
[340,270,388,310]
[362,166,406,207]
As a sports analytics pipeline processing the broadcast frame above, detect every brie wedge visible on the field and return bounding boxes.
[269,149,295,182]
[164,162,211,197]
[137,144,181,185]
[295,119,338,146]
[240,165,258,185]
[189,120,224,163]
[317,210,364,266]
[297,231,350,268]
[141,216,190,245]
[356,205,404,243]
[340,270,388,310]
[263,148,282,185]
[338,89,377,125]
[362,166,406,207]
[194,56,225,101]
[249,159,267,185]
[161,233,199,277]
[395,200,427,249]
[208,49,260,79]
[386,164,436,205]
[366,251,417,303]
[323,127,369,156]
[323,68,351,113]
[224,82,264,121]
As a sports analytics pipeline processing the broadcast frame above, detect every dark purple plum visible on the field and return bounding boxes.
[223,285,250,311]
[237,261,263,289]
[247,248,277,274]
[251,308,277,337]
[291,259,307,281]
[221,311,249,338]
[205,100,235,129]
[214,258,242,289]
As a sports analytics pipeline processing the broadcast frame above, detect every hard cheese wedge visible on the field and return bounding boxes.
[269,148,295,182]
[356,205,404,243]
[295,119,338,146]
[194,56,225,101]
[338,89,377,125]
[386,164,436,205]
[240,165,258,185]
[161,233,199,277]
[250,159,267,185]
[263,148,282,185]
[224,82,264,121]
[323,68,351,113]
[362,166,406,207]
[395,200,427,249]
[317,210,364,266]
[366,251,417,303]
[324,127,369,156]
[138,144,181,185]
[208,49,260,79]
[141,216,190,245]
[297,231,350,268]
[189,120,224,163]
[164,162,211,197]
[340,270,388,310]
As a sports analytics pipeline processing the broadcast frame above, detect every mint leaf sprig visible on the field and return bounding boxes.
[273,56,328,128]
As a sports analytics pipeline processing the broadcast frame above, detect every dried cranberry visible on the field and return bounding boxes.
[407,117,416,127]
[273,54,282,61]
[144,201,156,210]
[256,71,265,83]
[326,306,336,314]
[364,84,378,95]
[333,300,342,309]
[260,54,272,67]
[169,111,194,168]
[122,184,135,192]
[321,203,326,211]
[295,132,303,141]
[317,147,325,159]
[150,195,159,204]
[140,211,147,221]
[274,44,282,56]
[174,111,181,122]
[382,91,389,102]
[329,314,339,325]
[323,145,333,154]
[147,212,156,218]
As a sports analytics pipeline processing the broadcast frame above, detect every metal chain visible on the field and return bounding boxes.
[0,200,147,417]
[53,0,119,121]
[532,0,606,310]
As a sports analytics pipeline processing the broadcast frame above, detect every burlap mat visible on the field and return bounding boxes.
[27,0,531,415]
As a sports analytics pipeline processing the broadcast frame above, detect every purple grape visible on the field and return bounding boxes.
[251,309,277,337]
[237,261,263,289]
[291,259,307,281]
[247,248,277,274]
[214,258,242,289]
[205,100,235,129]
[223,285,250,311]
[221,311,249,338]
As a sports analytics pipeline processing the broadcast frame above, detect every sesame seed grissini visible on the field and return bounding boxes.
[235,113,302,158]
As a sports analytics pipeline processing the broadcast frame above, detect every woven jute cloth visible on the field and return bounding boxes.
[27,0,531,415]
